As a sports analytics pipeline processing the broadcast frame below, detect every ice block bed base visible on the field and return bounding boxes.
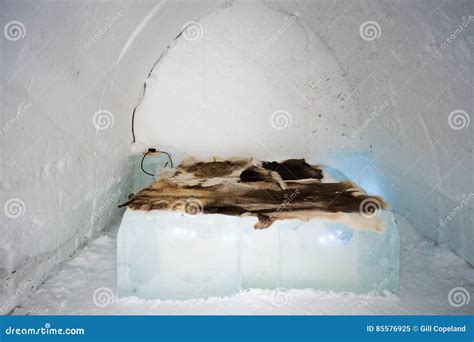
[117,159,399,299]
[118,209,399,299]
[118,158,399,300]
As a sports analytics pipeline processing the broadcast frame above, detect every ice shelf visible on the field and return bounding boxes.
[118,167,399,299]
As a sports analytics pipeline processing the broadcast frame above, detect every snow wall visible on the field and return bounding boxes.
[1,0,472,313]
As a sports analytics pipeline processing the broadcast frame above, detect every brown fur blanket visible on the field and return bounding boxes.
[120,157,389,232]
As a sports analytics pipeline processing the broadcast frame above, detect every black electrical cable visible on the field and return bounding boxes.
[157,150,173,168]
[140,150,174,177]
[132,36,183,171]
[131,107,137,143]
[131,60,157,143]
[131,31,184,143]
[140,151,155,177]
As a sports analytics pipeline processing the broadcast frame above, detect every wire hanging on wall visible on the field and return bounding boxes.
[130,32,188,176]
[140,149,174,178]
[131,32,184,144]
[131,51,176,176]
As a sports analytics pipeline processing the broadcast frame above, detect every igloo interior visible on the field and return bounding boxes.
[1,0,472,316]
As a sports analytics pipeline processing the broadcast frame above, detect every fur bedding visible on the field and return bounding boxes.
[120,157,389,232]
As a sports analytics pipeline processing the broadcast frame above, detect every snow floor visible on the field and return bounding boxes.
[13,214,473,315]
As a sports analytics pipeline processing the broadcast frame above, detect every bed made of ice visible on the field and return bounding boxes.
[11,213,473,315]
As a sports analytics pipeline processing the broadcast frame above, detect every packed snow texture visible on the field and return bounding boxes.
[1,0,215,313]
[134,1,360,161]
[12,214,473,315]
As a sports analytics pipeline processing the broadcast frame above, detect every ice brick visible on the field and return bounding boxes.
[278,219,361,292]
[278,211,399,293]
[118,210,242,299]
[240,222,279,289]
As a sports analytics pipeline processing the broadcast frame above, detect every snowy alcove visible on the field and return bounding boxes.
[1,0,472,314]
